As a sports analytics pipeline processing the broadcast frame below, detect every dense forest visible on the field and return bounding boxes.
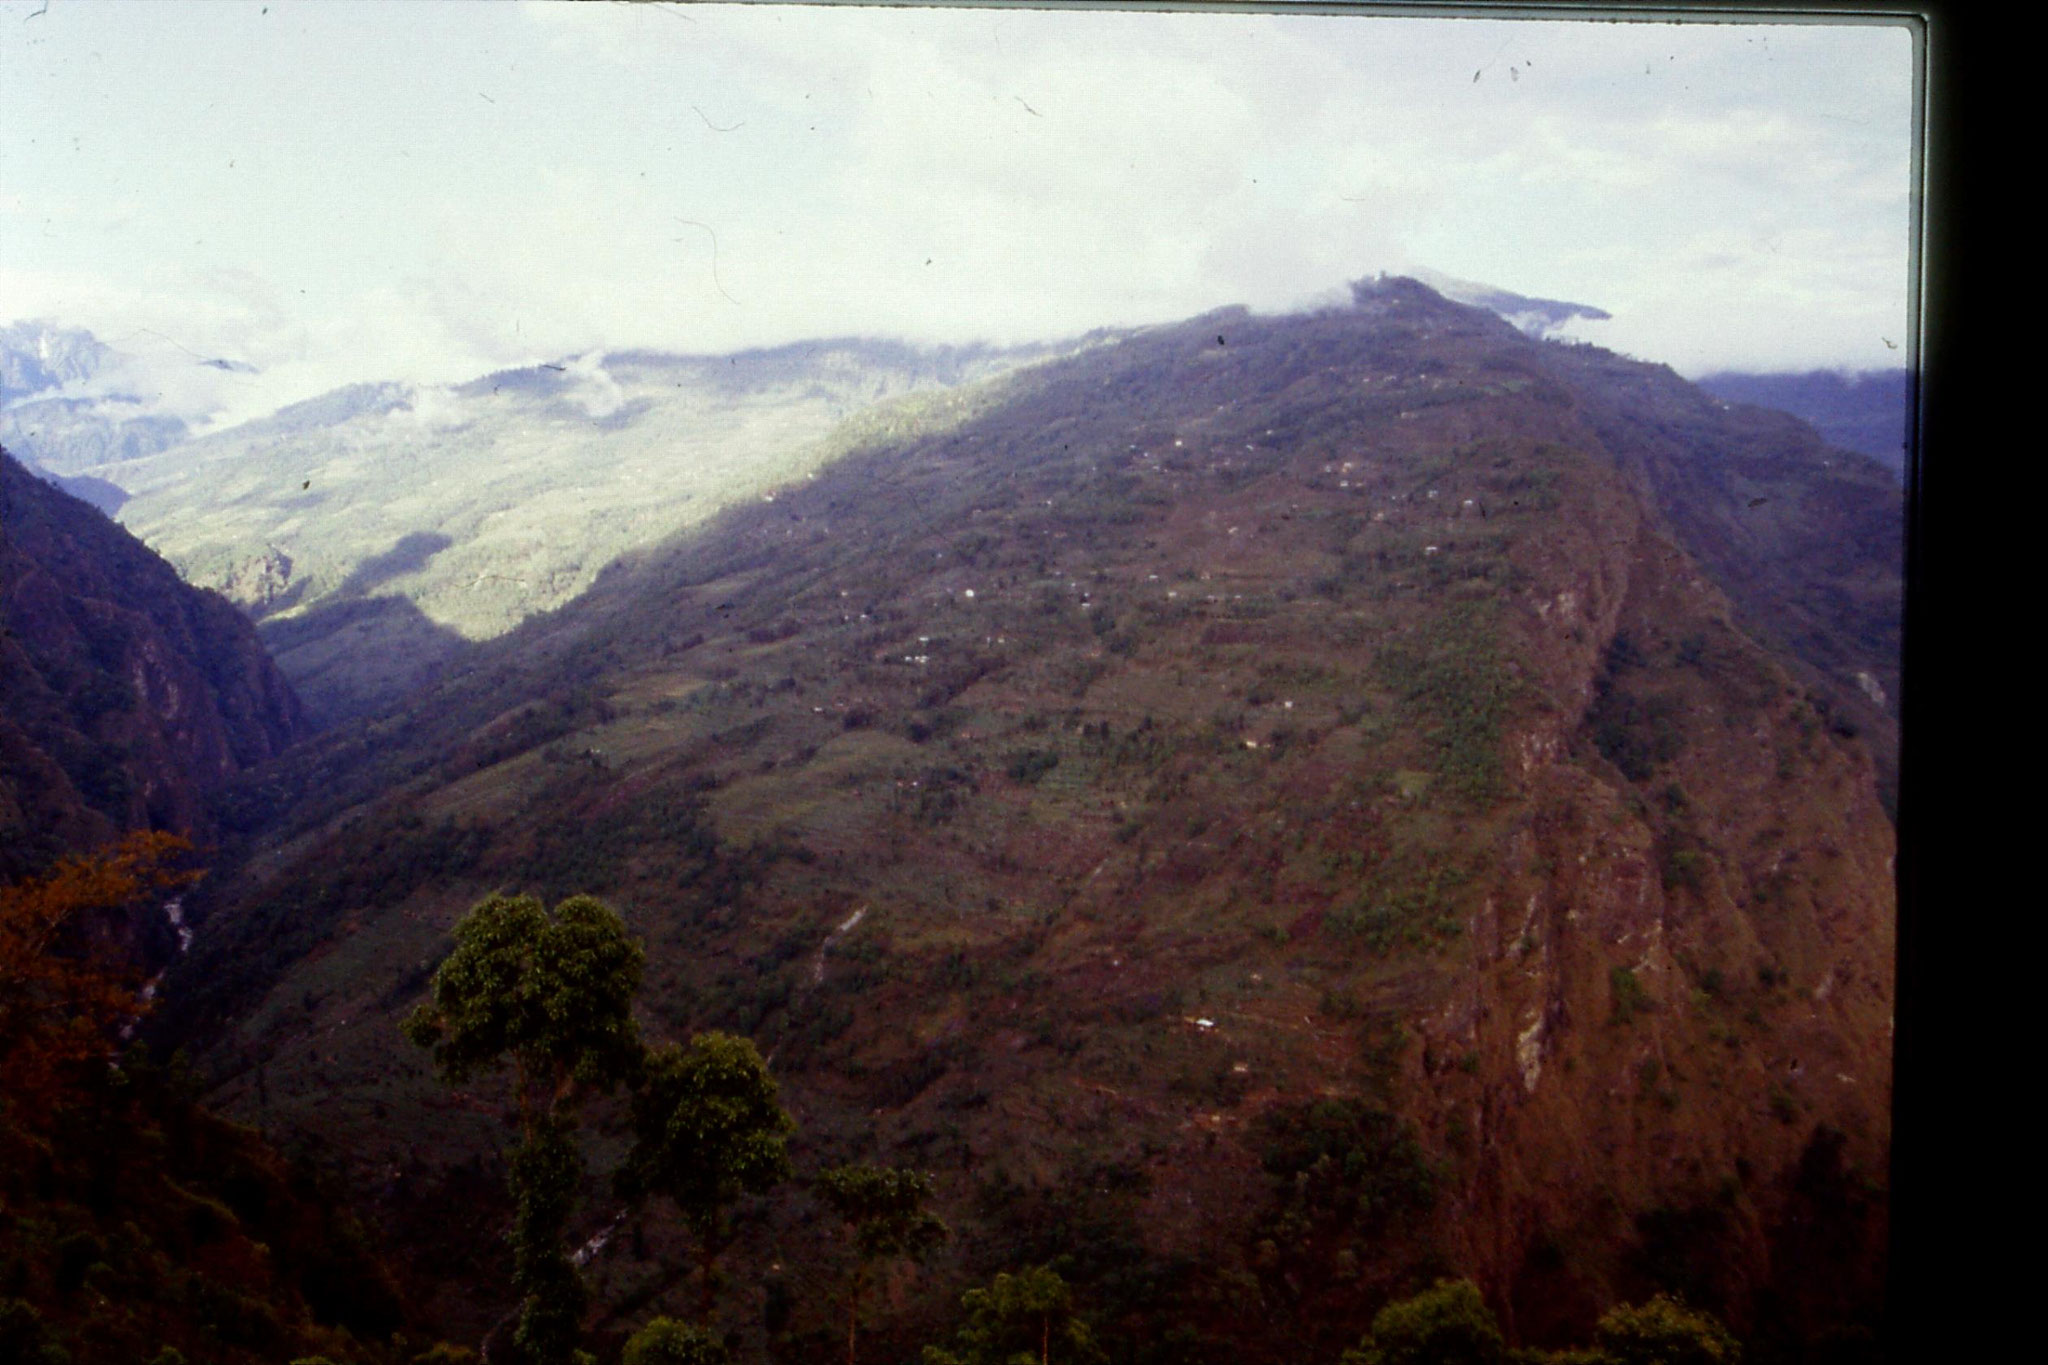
[3,857,1777,1365]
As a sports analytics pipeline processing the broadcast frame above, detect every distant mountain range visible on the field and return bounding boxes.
[0,319,113,395]
[0,320,203,478]
[9,283,1904,740]
[98,339,1067,724]
[1695,369,1910,475]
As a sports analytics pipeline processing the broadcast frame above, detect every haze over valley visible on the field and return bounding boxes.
[15,330,1059,722]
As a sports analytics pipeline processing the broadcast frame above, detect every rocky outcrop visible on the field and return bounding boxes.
[1417,517,1892,1347]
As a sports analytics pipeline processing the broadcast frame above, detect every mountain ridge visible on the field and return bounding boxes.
[1695,369,1910,475]
[150,279,1896,1358]
[102,337,1069,725]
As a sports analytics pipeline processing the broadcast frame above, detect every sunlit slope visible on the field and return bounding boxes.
[160,281,1898,1358]
[109,340,1055,722]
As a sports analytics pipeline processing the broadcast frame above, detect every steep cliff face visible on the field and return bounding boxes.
[1541,343,1903,808]
[157,284,1895,1356]
[1,448,307,880]
[1408,516,1892,1349]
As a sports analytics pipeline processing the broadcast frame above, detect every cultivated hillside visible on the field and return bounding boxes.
[106,340,1061,725]
[156,281,1898,1361]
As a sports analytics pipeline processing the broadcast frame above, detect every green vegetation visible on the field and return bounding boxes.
[88,288,1893,1365]
[1328,847,1474,955]
[0,841,401,1365]
[399,896,794,1357]
[921,1265,1103,1365]
[1340,1282,1740,1365]
[402,894,646,1365]
[816,1165,949,1365]
[0,1299,69,1365]
[1593,1296,1741,1365]
[1589,689,1683,783]
[1340,1279,1504,1365]
[1610,967,1651,1025]
[621,1317,728,1365]
[617,1034,794,1322]
[116,344,1052,722]
[382,892,1807,1365]
[160,808,490,1045]
[1256,1098,1439,1282]
[1004,748,1061,784]
[1375,602,1516,801]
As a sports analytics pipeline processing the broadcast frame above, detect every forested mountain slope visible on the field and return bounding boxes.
[154,280,1898,1361]
[0,449,306,884]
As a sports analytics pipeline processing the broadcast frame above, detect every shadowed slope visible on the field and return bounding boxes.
[1,449,307,883]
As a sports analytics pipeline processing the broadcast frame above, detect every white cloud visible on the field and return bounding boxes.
[0,3,1915,392]
[561,351,625,421]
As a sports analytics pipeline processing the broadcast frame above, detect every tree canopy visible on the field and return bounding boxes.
[1340,1279,1505,1365]
[621,1317,729,1365]
[1594,1296,1742,1365]
[817,1164,948,1365]
[616,1030,794,1321]
[403,892,646,1365]
[922,1264,1103,1365]
[818,1164,949,1267]
[401,892,644,1119]
[617,1031,795,1233]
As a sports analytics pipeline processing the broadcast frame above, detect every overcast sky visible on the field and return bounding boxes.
[1,1,1917,427]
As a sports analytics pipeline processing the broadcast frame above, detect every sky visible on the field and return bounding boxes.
[0,1,1918,429]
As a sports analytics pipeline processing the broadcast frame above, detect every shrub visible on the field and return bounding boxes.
[409,1345,478,1365]
[1593,1296,1741,1365]
[1590,687,1683,783]
[1610,967,1651,1024]
[1661,847,1707,893]
[1006,748,1061,784]
[1374,602,1515,800]
[1341,1279,1505,1365]
[623,1318,729,1365]
[0,1299,68,1365]
[1256,1099,1438,1245]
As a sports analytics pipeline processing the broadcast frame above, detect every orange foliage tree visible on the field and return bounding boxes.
[0,831,201,1106]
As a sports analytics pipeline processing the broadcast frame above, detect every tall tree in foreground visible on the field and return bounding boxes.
[816,1164,949,1365]
[615,1031,794,1325]
[1339,1279,1505,1365]
[402,893,645,1365]
[922,1264,1103,1365]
